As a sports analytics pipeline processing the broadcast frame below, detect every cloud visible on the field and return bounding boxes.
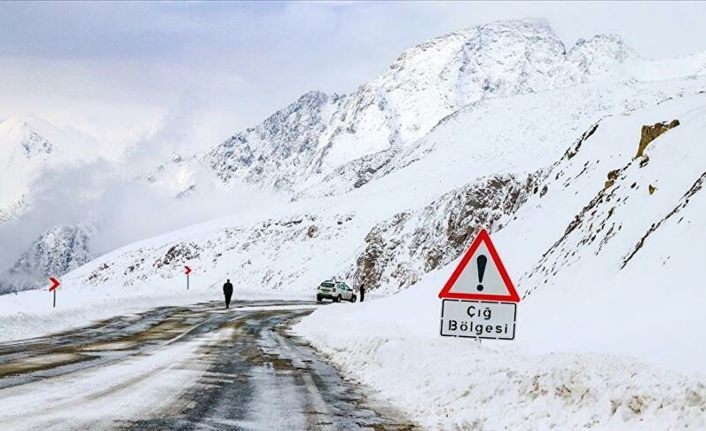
[0,112,286,273]
[2,2,704,144]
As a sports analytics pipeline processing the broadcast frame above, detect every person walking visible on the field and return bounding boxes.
[359,283,365,303]
[223,279,234,309]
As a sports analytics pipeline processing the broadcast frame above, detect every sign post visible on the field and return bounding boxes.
[184,265,192,290]
[49,277,61,308]
[438,229,520,340]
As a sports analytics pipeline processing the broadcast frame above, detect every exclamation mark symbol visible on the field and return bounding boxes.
[476,255,487,291]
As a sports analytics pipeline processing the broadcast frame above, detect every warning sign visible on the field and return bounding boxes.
[438,229,519,341]
[440,300,516,340]
[438,228,520,303]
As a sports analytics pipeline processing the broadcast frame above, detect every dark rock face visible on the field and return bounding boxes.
[348,171,544,291]
[205,91,339,189]
[21,131,53,158]
[636,119,680,157]
[154,242,201,269]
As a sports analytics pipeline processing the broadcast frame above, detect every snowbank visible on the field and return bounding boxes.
[294,269,706,430]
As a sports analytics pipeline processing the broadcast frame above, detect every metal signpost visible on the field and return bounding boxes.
[184,265,192,290]
[49,277,61,308]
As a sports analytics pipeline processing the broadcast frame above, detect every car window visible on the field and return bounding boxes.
[322,282,334,288]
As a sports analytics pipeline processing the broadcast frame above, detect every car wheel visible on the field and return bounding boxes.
[316,295,323,303]
[334,295,341,303]
[350,295,357,303]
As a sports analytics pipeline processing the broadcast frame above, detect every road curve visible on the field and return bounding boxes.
[0,300,416,431]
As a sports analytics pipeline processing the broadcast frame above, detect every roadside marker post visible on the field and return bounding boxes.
[438,229,520,340]
[49,277,61,308]
[184,265,192,290]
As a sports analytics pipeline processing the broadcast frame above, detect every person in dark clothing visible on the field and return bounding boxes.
[223,279,234,309]
[359,283,365,302]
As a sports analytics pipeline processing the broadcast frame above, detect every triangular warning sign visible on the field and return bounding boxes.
[438,229,520,303]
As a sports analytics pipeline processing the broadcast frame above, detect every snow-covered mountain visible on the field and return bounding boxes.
[182,18,701,200]
[59,79,706,296]
[0,116,108,220]
[0,224,93,293]
[201,20,637,195]
[30,16,703,293]
[6,19,706,299]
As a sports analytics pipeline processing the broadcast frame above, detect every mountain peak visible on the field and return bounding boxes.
[476,17,553,32]
[0,115,58,134]
[1,224,93,294]
[0,116,54,158]
[571,33,631,57]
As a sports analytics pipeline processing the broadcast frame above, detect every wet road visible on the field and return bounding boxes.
[0,300,415,430]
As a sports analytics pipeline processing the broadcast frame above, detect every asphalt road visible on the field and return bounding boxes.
[0,300,416,431]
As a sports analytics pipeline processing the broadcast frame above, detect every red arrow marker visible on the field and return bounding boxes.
[184,266,192,290]
[49,277,60,308]
[49,277,61,292]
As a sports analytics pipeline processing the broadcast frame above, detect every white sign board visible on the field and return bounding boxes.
[440,299,516,340]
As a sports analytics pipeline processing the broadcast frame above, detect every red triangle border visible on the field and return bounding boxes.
[438,228,520,303]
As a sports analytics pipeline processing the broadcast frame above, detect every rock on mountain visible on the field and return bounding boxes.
[0,225,93,293]
[347,171,544,291]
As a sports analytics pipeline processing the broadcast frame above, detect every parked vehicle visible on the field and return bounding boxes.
[316,280,357,303]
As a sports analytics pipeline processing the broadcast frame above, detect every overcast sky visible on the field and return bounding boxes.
[2,1,706,148]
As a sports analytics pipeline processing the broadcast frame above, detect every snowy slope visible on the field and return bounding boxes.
[512,94,706,370]
[295,92,706,429]
[38,77,705,305]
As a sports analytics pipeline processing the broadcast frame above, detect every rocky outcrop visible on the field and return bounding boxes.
[605,169,620,189]
[154,242,201,269]
[636,120,680,157]
[348,171,544,291]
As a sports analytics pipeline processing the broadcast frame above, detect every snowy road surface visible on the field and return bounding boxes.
[0,300,415,430]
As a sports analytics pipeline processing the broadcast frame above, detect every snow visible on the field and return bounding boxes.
[0,281,312,344]
[295,266,706,430]
[3,18,706,429]
[294,93,706,428]
[0,322,217,430]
